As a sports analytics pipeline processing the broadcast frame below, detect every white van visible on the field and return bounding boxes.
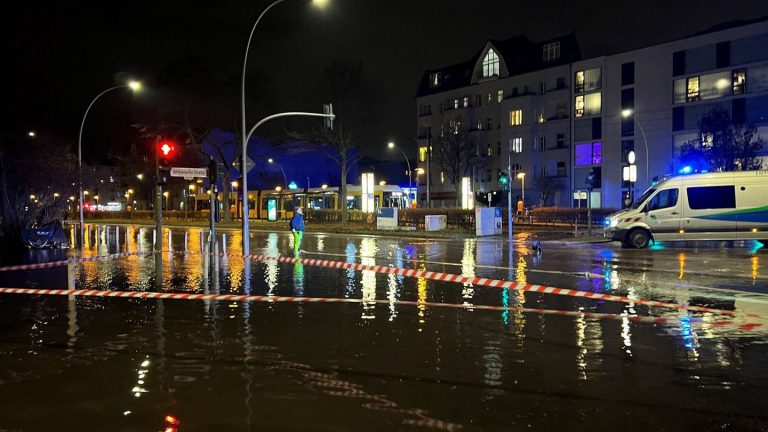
[605,171,768,248]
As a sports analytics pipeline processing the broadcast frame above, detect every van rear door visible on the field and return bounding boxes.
[736,180,768,239]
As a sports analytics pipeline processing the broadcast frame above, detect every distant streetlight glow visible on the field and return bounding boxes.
[28,131,36,137]
[128,80,142,91]
[621,108,633,118]
[231,181,238,188]
[312,0,330,9]
[136,173,144,180]
[275,186,282,192]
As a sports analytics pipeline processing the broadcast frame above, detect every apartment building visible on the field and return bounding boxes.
[417,18,768,209]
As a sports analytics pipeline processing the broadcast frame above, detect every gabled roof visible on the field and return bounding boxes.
[417,32,581,97]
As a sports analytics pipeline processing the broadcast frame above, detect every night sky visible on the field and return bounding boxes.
[4,0,768,162]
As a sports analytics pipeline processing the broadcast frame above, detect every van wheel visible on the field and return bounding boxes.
[626,229,651,249]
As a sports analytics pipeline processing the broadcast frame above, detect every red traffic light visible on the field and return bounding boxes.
[159,141,175,157]
[158,140,178,168]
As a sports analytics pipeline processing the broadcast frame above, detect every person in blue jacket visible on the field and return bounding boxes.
[290,206,305,254]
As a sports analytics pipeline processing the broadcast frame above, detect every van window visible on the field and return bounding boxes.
[646,188,679,211]
[686,185,735,210]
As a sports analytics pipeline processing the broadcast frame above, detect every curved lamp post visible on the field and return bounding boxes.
[240,0,329,256]
[387,142,413,205]
[621,109,649,184]
[268,158,288,188]
[78,80,141,246]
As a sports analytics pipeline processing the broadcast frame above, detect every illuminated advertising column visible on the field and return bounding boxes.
[361,172,375,212]
[461,176,473,210]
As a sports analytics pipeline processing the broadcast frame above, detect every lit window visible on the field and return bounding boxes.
[584,92,601,116]
[463,96,469,108]
[575,142,602,166]
[538,112,545,123]
[497,90,504,102]
[543,41,561,62]
[687,76,700,101]
[475,119,483,130]
[509,109,523,126]
[575,70,585,93]
[575,95,585,117]
[454,99,459,109]
[440,171,445,184]
[419,147,427,162]
[482,49,499,77]
[487,143,493,156]
[733,69,746,95]
[430,72,441,88]
[487,93,493,103]
[511,138,523,153]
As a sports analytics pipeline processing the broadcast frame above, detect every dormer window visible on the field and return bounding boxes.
[429,72,442,88]
[482,49,499,78]
[543,42,561,62]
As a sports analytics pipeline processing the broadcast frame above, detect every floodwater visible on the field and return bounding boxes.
[0,224,767,431]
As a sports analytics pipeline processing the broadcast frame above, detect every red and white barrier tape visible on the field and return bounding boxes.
[0,287,762,331]
[243,253,762,319]
[3,249,763,322]
[0,251,147,272]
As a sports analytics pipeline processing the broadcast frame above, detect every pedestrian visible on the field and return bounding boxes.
[290,206,305,254]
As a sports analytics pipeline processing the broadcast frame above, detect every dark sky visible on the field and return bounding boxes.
[4,0,768,162]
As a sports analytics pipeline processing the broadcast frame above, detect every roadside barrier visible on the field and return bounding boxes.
[0,251,147,272]
[0,287,762,331]
[2,249,764,323]
[243,253,764,320]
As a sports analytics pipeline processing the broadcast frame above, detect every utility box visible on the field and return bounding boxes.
[425,215,447,231]
[376,207,398,230]
[475,207,502,236]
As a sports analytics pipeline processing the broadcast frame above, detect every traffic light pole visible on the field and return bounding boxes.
[154,135,163,289]
[240,111,335,257]
[507,144,513,241]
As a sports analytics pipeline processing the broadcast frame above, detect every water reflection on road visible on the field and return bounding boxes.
[0,223,767,430]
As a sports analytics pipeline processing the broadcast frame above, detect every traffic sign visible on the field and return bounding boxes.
[170,167,208,180]
[234,156,256,174]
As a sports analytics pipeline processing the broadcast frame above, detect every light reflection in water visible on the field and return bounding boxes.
[317,235,325,252]
[360,238,377,320]
[345,241,357,298]
[417,262,428,330]
[752,255,759,282]
[621,286,637,357]
[461,239,476,308]
[264,233,279,297]
[386,247,404,321]
[678,253,686,279]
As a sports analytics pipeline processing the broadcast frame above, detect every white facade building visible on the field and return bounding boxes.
[417,18,768,209]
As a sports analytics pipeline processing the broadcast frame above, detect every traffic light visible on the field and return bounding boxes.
[323,103,334,130]
[498,171,509,190]
[158,140,177,168]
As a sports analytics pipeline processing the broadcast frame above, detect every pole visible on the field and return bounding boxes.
[78,85,127,248]
[507,142,513,241]
[209,185,216,241]
[427,134,431,208]
[521,175,525,205]
[154,135,163,289]
[587,188,592,237]
[241,0,289,258]
[241,111,335,255]
[634,117,650,185]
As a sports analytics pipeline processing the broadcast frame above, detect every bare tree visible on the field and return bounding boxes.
[438,119,484,190]
[680,108,764,172]
[289,61,381,223]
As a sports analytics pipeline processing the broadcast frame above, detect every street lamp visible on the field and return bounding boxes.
[77,80,142,246]
[240,0,330,257]
[27,131,36,138]
[267,158,288,188]
[517,172,526,205]
[387,141,413,206]
[136,173,144,181]
[621,109,649,184]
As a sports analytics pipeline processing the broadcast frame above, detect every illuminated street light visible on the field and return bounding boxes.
[78,80,142,246]
[267,158,288,188]
[621,108,649,184]
[275,186,283,192]
[387,141,413,205]
[517,172,526,205]
[321,184,328,190]
[240,0,331,256]
[28,131,36,137]
[29,194,36,200]
[136,173,144,181]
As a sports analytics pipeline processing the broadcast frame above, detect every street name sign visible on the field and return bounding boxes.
[170,167,208,180]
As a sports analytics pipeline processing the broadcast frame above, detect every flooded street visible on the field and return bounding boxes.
[1,224,767,431]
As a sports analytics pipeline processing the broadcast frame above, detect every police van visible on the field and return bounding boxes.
[605,171,768,248]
